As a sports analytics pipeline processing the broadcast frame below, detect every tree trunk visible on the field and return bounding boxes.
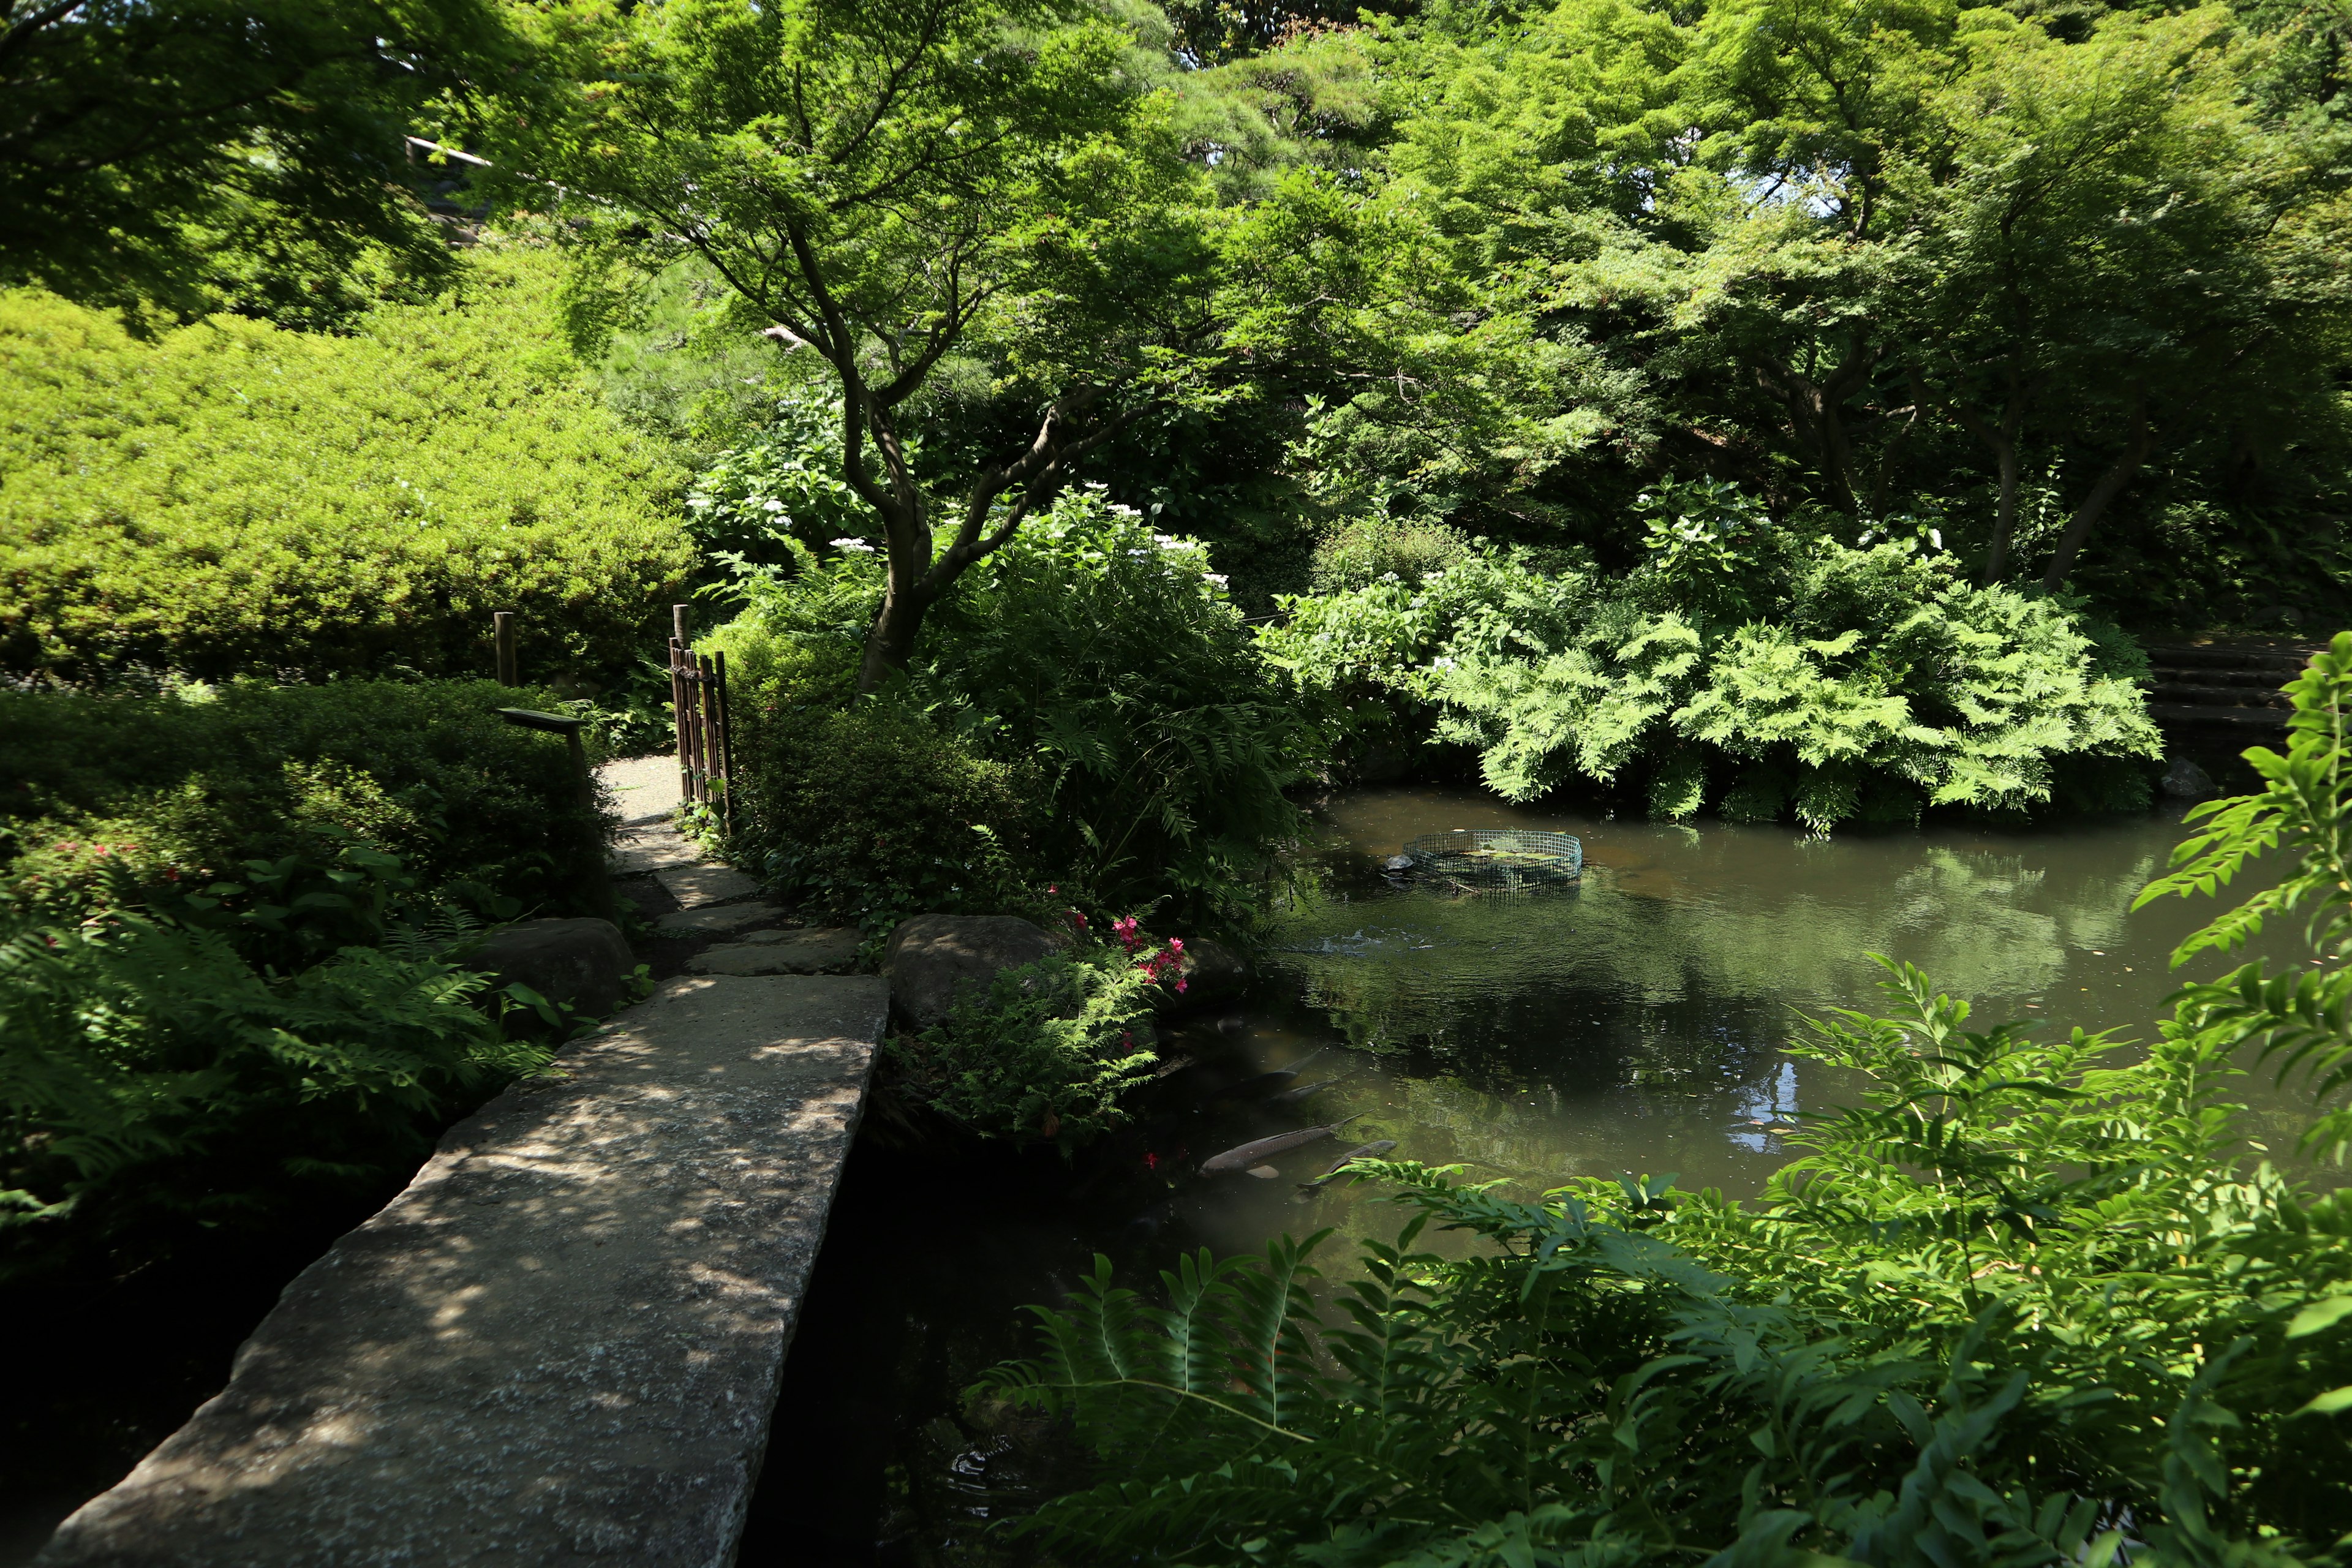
[1983,436,2021,585]
[857,575,931,693]
[2040,402,2154,591]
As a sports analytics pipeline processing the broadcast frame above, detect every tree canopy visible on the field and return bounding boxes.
[0,0,519,320]
[503,0,1225,686]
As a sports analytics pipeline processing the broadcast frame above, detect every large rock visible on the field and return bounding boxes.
[473,918,633,1018]
[883,914,1059,1029]
[2162,755,2218,800]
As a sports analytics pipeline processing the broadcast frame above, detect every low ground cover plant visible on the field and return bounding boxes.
[1,679,612,924]
[984,636,2352,1566]
[0,677,617,1283]
[889,947,1163,1152]
[0,874,554,1285]
[0,252,688,685]
[1263,483,2160,829]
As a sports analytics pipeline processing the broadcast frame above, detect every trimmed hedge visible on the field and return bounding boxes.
[0,679,613,921]
[0,250,691,683]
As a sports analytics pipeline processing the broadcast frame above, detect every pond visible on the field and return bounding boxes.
[734,787,2320,1566]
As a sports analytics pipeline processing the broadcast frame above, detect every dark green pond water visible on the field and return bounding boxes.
[734,788,2324,1566]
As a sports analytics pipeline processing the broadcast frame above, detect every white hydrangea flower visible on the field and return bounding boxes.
[1205,573,1229,587]
[831,537,876,553]
[1109,503,1142,518]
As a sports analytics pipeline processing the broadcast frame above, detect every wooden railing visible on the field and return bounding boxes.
[668,605,734,832]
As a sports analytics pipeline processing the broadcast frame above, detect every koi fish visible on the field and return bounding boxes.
[1297,1140,1398,1191]
[1199,1115,1363,1175]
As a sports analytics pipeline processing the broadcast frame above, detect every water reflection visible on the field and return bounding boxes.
[1180,787,2314,1238]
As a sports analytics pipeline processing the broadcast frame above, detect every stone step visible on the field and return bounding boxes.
[691,928,863,976]
[2148,665,2296,690]
[2150,681,2293,708]
[655,862,763,909]
[35,974,889,1568]
[2147,702,2291,730]
[2144,643,2321,674]
[655,901,788,939]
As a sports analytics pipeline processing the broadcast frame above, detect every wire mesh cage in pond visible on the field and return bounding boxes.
[1401,829,1583,892]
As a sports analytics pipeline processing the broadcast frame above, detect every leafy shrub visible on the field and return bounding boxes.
[717,491,1312,926]
[685,386,891,568]
[0,679,613,924]
[0,251,690,684]
[890,948,1161,1150]
[0,899,551,1283]
[1261,482,2160,829]
[728,697,1038,930]
[1310,510,1473,593]
[982,636,2352,1566]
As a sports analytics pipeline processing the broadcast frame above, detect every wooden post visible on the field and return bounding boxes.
[713,650,734,835]
[669,639,695,805]
[494,612,518,686]
[670,605,698,805]
[696,650,722,825]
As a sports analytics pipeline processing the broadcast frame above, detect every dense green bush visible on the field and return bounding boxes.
[890,948,1162,1150]
[985,638,2352,1567]
[1261,483,2160,829]
[0,251,690,684]
[725,696,1039,930]
[715,491,1311,927]
[0,679,613,924]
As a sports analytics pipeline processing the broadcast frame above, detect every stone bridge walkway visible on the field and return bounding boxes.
[37,760,884,1567]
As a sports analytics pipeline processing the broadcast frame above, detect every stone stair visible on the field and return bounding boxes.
[600,754,861,976]
[2143,639,2321,734]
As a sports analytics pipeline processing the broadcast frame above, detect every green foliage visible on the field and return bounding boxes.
[719,492,1310,925]
[981,652,2352,1564]
[0,254,690,684]
[506,0,1224,686]
[0,679,614,925]
[1195,0,2352,620]
[1261,483,2158,827]
[891,948,1161,1150]
[0,0,517,319]
[687,387,885,570]
[0,896,551,1282]
[728,696,1039,932]
[2139,631,2352,1161]
[916,494,1310,918]
[1311,510,1474,593]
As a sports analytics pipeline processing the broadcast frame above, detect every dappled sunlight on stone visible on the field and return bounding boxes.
[35,974,886,1568]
